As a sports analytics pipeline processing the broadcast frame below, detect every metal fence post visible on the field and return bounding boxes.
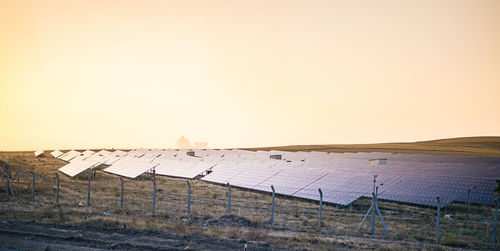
[87,174,91,206]
[227,182,231,214]
[187,181,191,216]
[360,197,363,212]
[120,176,124,208]
[467,189,471,213]
[271,185,276,226]
[7,165,15,197]
[152,177,156,214]
[370,192,376,234]
[56,173,59,204]
[374,187,389,235]
[493,198,498,248]
[436,196,440,243]
[6,166,11,196]
[318,188,323,230]
[30,171,35,202]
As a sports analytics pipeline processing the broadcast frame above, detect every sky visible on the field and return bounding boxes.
[1,0,499,151]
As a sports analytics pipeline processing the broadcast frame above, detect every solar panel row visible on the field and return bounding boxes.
[50,148,499,207]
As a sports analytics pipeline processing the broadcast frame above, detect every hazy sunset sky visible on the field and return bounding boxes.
[1,0,499,150]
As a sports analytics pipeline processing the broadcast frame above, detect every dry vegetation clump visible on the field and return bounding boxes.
[0,151,498,250]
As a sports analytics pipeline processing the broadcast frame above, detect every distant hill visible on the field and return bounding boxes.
[243,137,500,157]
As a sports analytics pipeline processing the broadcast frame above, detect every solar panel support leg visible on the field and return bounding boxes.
[436,197,440,243]
[120,177,124,209]
[187,181,191,216]
[227,182,231,214]
[152,178,156,214]
[493,198,498,248]
[318,189,323,230]
[56,173,59,204]
[87,174,91,207]
[270,185,276,226]
[360,198,363,212]
[30,171,35,202]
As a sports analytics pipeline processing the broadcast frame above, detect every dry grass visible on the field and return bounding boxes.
[244,136,500,157]
[0,150,498,250]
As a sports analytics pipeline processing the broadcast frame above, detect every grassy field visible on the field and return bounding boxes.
[1,143,499,250]
[244,137,500,157]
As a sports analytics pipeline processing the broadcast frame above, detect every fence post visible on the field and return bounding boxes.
[493,198,498,248]
[30,171,35,202]
[56,173,59,204]
[318,188,323,230]
[436,196,440,243]
[271,185,276,226]
[6,166,11,196]
[370,192,376,234]
[120,176,124,208]
[227,182,231,214]
[187,181,191,216]
[152,177,156,214]
[87,174,91,206]
[467,189,471,213]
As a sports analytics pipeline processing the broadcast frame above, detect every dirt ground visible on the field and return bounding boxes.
[0,220,279,251]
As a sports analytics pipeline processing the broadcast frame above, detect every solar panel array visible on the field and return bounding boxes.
[201,150,500,207]
[34,150,43,157]
[51,148,500,207]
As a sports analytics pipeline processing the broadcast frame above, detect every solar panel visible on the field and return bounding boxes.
[59,159,101,177]
[59,150,82,162]
[50,150,63,158]
[103,159,159,179]
[34,150,44,157]
[155,160,216,179]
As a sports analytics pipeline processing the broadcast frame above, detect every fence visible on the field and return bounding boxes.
[0,157,498,249]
